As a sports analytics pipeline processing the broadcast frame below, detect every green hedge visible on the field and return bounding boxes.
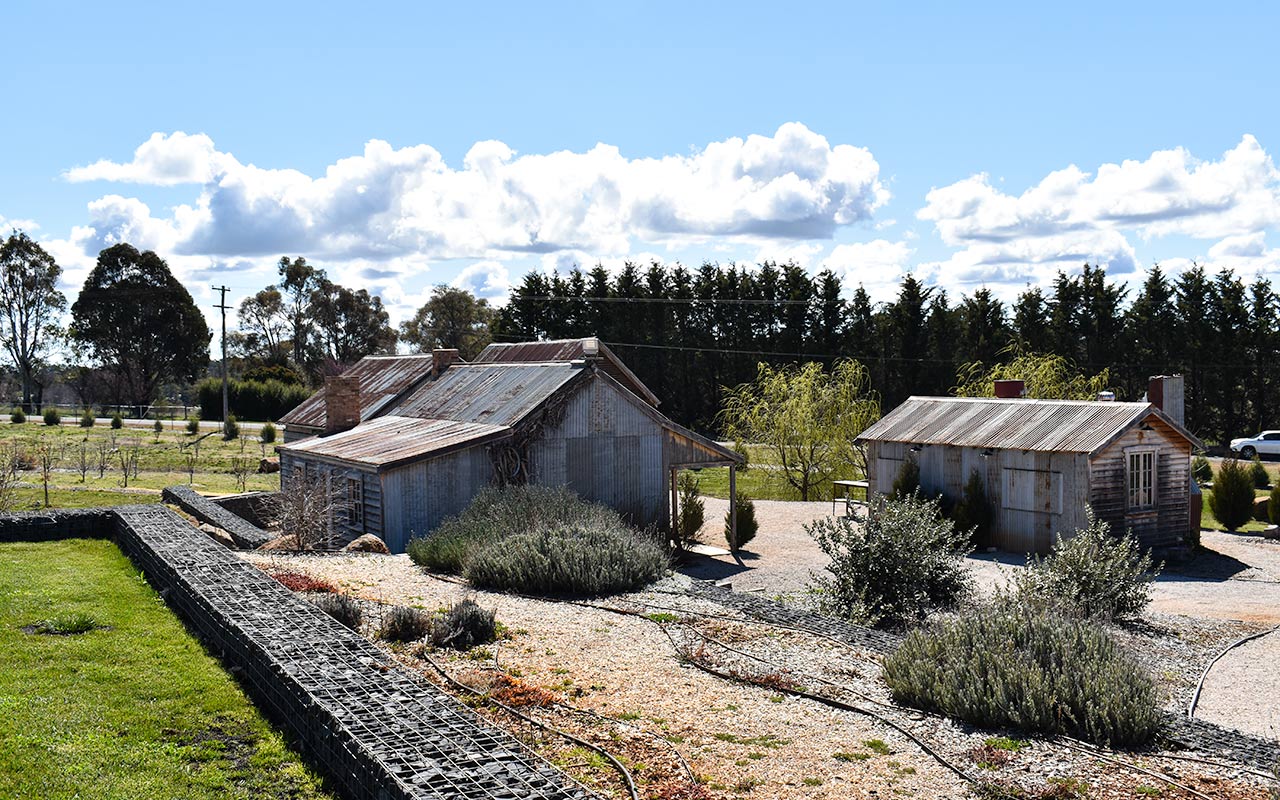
[197,378,311,422]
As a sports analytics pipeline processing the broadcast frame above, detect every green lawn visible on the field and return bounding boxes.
[0,423,278,510]
[1200,486,1274,533]
[0,539,333,799]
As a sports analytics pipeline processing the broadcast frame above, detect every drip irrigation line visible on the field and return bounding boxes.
[655,623,976,786]
[418,649,638,800]
[1187,624,1280,719]
[1054,738,1216,800]
[552,703,697,785]
[1131,751,1277,782]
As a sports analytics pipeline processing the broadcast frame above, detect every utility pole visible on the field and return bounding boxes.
[213,285,231,430]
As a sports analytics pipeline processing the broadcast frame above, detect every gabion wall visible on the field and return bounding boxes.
[1,505,591,800]
[162,485,274,549]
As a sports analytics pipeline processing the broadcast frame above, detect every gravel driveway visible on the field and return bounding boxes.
[1193,627,1280,738]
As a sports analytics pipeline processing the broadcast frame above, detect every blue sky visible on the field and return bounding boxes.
[3,1,1278,325]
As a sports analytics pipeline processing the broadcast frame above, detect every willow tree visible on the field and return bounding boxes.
[718,359,881,501]
[953,344,1109,400]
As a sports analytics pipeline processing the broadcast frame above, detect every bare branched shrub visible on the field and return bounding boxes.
[0,447,19,512]
[231,455,254,493]
[76,442,90,483]
[95,442,110,479]
[35,438,58,508]
[267,470,351,551]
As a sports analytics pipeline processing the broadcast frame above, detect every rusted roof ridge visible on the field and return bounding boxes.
[279,416,512,471]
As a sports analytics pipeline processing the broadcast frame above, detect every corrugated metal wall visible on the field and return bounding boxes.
[529,378,666,529]
[866,439,1091,553]
[381,447,494,553]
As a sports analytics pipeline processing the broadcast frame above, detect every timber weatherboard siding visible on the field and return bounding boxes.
[864,399,1197,553]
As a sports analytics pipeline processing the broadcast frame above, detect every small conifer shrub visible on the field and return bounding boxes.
[260,421,277,444]
[79,410,95,428]
[725,492,759,551]
[42,408,60,426]
[1211,458,1257,532]
[1250,456,1271,489]
[110,412,123,429]
[9,408,25,424]
[1191,455,1212,485]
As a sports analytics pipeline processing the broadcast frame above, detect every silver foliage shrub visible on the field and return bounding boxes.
[882,598,1160,747]
[1014,509,1158,622]
[806,493,971,628]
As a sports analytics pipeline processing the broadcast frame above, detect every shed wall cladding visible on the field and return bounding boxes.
[866,440,1090,553]
[279,451,383,546]
[528,377,666,528]
[381,446,494,553]
[1088,419,1191,549]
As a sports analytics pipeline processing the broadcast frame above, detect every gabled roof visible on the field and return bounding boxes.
[857,396,1204,456]
[474,338,660,407]
[391,362,586,427]
[279,354,436,429]
[280,416,511,471]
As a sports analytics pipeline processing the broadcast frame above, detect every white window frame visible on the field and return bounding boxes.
[1125,447,1158,511]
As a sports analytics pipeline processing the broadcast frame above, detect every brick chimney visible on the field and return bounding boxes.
[324,375,361,435]
[1148,375,1185,427]
[993,379,1025,399]
[432,348,460,376]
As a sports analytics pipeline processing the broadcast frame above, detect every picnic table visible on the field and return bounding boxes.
[832,479,869,516]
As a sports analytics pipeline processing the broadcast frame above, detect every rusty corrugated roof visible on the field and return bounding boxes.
[392,362,586,427]
[474,338,660,406]
[280,416,510,470]
[279,355,436,429]
[857,396,1202,455]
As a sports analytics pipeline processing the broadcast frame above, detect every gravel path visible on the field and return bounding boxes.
[680,498,836,594]
[1194,627,1280,739]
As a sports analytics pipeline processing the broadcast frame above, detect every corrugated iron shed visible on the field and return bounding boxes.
[280,416,511,470]
[857,396,1202,455]
[279,355,436,429]
[474,338,659,406]
[394,362,585,427]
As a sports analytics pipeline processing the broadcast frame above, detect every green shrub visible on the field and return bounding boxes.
[428,599,497,650]
[465,522,668,596]
[1014,509,1157,621]
[378,605,431,643]
[1210,458,1257,531]
[408,528,474,574]
[197,377,312,422]
[1192,455,1213,485]
[673,472,705,550]
[153,418,164,435]
[243,363,306,385]
[42,408,60,426]
[891,459,920,499]
[882,601,1160,747]
[1251,456,1271,489]
[79,410,95,428]
[725,492,759,551]
[185,416,200,434]
[9,408,24,424]
[260,421,277,444]
[408,485,669,596]
[310,593,362,629]
[222,414,240,441]
[110,412,123,429]
[951,469,993,548]
[806,493,971,628]
[1270,483,1280,526]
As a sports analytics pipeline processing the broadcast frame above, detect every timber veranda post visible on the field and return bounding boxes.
[729,464,737,550]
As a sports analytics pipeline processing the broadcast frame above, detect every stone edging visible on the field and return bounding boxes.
[161,485,273,549]
[1,506,592,800]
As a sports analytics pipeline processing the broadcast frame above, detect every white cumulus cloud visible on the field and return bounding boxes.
[918,136,1280,288]
[63,123,888,267]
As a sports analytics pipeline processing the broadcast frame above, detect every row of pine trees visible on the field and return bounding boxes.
[494,260,1278,445]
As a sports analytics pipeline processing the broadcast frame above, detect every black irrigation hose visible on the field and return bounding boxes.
[552,703,697,785]
[1137,751,1277,782]
[656,622,976,786]
[418,649,640,800]
[1187,624,1280,718]
[1054,738,1216,800]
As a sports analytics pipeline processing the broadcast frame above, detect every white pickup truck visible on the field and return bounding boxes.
[1229,431,1280,459]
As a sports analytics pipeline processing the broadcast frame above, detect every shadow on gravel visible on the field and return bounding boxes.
[1161,547,1252,582]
